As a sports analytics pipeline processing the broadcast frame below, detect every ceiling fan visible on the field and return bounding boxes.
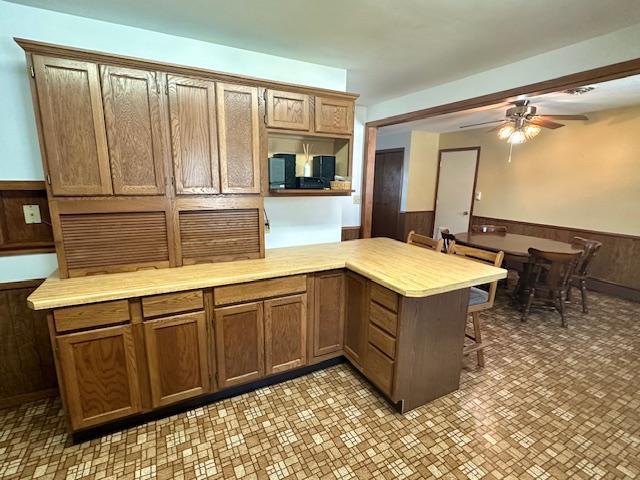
[459,100,588,144]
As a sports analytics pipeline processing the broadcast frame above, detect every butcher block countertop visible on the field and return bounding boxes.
[28,238,507,310]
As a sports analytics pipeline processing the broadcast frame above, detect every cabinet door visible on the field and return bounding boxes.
[266,90,310,131]
[217,83,261,193]
[214,302,264,388]
[313,271,345,357]
[57,324,141,430]
[101,66,165,195]
[33,55,112,196]
[264,294,307,374]
[344,272,368,368]
[314,96,354,134]
[167,75,220,194]
[144,311,209,407]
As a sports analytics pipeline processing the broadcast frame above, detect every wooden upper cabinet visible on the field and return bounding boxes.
[214,302,264,388]
[57,324,141,430]
[100,66,165,195]
[144,311,209,407]
[313,271,345,357]
[314,96,354,135]
[265,90,310,131]
[32,55,112,196]
[264,294,307,374]
[344,271,368,368]
[167,75,220,194]
[216,83,261,194]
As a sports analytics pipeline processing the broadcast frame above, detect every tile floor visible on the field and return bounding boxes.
[0,291,638,479]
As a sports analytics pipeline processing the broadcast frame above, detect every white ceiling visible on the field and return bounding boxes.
[7,0,640,105]
[378,74,640,135]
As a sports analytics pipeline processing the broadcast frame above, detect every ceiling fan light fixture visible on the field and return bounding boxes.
[508,129,526,144]
[497,124,515,139]
[524,124,541,139]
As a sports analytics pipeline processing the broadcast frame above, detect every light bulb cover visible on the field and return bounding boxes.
[524,124,541,139]
[497,124,515,139]
[508,129,526,144]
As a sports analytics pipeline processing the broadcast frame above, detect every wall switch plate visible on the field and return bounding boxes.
[475,191,482,201]
[352,194,361,205]
[23,204,42,224]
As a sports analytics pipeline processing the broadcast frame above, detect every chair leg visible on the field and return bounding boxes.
[580,280,589,314]
[471,311,485,367]
[521,288,535,322]
[566,284,573,302]
[557,292,567,328]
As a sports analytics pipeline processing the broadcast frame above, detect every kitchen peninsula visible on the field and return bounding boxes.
[29,238,506,436]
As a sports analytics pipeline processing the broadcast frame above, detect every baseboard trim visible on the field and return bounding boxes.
[586,278,640,303]
[0,387,58,410]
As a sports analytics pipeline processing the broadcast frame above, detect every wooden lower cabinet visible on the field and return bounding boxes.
[144,311,209,408]
[343,272,368,368]
[57,324,142,430]
[312,270,345,357]
[214,302,264,388]
[264,294,307,374]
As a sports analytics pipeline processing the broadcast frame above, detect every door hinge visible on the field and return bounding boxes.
[46,174,51,185]
[165,82,169,95]
[29,65,35,78]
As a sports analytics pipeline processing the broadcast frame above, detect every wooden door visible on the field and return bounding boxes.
[266,90,310,131]
[144,311,209,407]
[214,302,264,388]
[264,294,307,374]
[101,66,166,195]
[32,55,112,196]
[57,324,141,430]
[313,270,345,357]
[372,149,403,239]
[167,75,220,194]
[217,83,261,193]
[344,272,368,368]
[314,96,353,134]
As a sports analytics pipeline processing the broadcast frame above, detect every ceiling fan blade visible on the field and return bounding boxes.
[529,117,564,129]
[536,114,588,121]
[488,122,508,133]
[459,119,504,129]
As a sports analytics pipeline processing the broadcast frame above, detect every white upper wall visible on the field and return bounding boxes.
[367,23,640,122]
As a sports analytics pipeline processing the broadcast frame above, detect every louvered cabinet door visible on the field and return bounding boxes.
[101,66,166,195]
[57,324,141,430]
[265,89,310,131]
[314,96,354,134]
[167,75,220,194]
[32,55,112,196]
[144,311,210,407]
[214,302,264,388]
[264,294,307,374]
[216,83,261,194]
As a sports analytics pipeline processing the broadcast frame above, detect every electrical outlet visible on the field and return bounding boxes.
[352,194,361,205]
[23,205,42,224]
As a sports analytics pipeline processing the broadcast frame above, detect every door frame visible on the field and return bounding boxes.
[372,148,404,239]
[359,56,640,237]
[432,147,480,236]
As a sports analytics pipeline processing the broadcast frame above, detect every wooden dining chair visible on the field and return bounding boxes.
[567,237,602,313]
[407,230,443,252]
[472,224,507,234]
[448,243,504,367]
[520,248,581,327]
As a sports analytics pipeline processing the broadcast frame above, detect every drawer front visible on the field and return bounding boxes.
[142,290,204,318]
[54,300,130,332]
[365,344,394,395]
[370,283,398,313]
[369,301,398,336]
[214,275,306,306]
[368,324,396,359]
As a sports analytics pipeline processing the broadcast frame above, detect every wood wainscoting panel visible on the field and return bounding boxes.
[471,216,640,294]
[0,280,57,409]
[341,226,361,241]
[397,211,435,242]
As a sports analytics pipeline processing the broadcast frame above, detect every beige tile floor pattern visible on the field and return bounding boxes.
[0,291,639,480]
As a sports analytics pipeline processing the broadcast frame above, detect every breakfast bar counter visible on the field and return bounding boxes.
[28,238,506,437]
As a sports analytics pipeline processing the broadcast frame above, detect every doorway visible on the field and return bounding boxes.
[433,147,480,237]
[371,148,403,239]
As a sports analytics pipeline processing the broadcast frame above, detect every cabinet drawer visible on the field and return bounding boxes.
[365,344,394,395]
[142,290,204,318]
[54,300,130,333]
[370,284,398,313]
[369,302,398,336]
[214,275,306,306]
[368,324,396,359]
